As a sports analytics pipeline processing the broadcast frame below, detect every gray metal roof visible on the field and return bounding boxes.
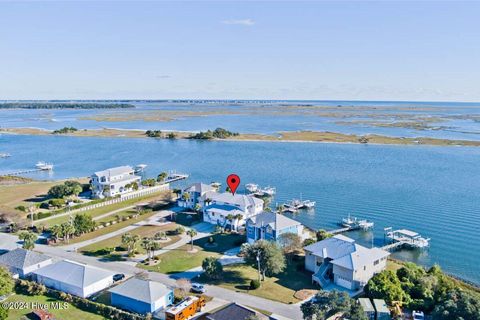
[185,183,216,194]
[32,260,114,288]
[93,166,134,177]
[247,212,302,231]
[0,248,51,269]
[109,278,172,304]
[373,299,390,313]
[304,235,358,259]
[330,247,390,270]
[358,298,375,312]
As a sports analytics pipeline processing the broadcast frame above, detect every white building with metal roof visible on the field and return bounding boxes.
[304,235,389,290]
[202,191,264,231]
[91,165,141,198]
[0,248,52,279]
[32,260,115,298]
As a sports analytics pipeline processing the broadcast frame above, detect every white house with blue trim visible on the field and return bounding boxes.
[246,212,304,244]
[109,278,174,315]
[177,182,216,209]
[203,191,263,231]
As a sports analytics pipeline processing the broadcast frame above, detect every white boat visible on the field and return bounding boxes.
[36,161,54,171]
[0,153,11,158]
[259,186,276,196]
[134,164,148,172]
[302,200,316,209]
[341,214,374,230]
[245,183,259,193]
[210,182,221,191]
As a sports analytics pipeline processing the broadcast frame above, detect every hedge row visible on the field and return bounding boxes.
[15,279,148,320]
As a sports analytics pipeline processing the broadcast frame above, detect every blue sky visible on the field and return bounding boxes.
[1,1,479,101]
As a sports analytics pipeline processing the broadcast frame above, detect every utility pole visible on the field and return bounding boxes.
[256,250,262,282]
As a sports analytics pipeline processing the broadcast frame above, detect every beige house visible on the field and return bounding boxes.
[304,234,389,290]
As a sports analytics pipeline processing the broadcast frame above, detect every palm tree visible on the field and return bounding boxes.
[186,229,197,251]
[122,233,133,255]
[61,223,75,243]
[19,231,37,250]
[50,224,63,243]
[233,213,244,232]
[141,238,153,259]
[27,205,38,228]
[131,234,141,255]
[182,192,190,201]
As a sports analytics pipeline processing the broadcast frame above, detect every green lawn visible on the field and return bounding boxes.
[4,293,106,320]
[36,190,172,227]
[138,233,244,274]
[54,211,157,245]
[95,208,136,223]
[80,224,181,255]
[198,260,317,304]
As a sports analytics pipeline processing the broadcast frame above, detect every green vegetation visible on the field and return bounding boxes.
[47,180,83,199]
[139,233,243,274]
[0,102,134,109]
[0,267,14,297]
[316,229,333,241]
[80,225,180,257]
[4,293,106,320]
[145,130,163,137]
[301,290,367,320]
[202,257,223,280]
[365,262,480,318]
[189,127,239,140]
[18,231,37,250]
[241,240,286,280]
[199,260,315,304]
[52,127,78,134]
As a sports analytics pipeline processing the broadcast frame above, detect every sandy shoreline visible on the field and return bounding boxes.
[1,127,480,147]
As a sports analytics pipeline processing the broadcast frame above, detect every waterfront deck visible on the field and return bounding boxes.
[382,228,430,251]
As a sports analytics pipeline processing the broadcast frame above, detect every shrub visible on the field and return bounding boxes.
[15,205,26,212]
[250,279,260,290]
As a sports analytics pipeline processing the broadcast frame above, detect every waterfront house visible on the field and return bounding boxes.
[177,182,216,210]
[32,260,115,298]
[202,191,263,231]
[91,166,141,198]
[0,248,52,279]
[246,212,304,244]
[304,234,389,290]
[109,278,174,315]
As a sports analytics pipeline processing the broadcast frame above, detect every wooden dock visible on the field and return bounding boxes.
[164,172,189,184]
[3,168,45,176]
[329,226,358,234]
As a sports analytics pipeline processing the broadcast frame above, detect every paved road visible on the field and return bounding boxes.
[0,233,302,319]
[61,211,173,250]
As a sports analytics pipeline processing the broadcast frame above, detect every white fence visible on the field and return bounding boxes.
[41,184,170,220]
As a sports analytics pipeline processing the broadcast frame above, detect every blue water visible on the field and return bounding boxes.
[1,100,480,140]
[1,133,479,284]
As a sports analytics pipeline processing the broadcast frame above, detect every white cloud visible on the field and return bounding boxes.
[221,19,255,26]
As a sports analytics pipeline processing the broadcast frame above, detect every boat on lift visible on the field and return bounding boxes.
[36,161,54,171]
[245,183,259,193]
[0,153,11,158]
[260,186,276,196]
[210,182,221,191]
[341,214,374,230]
[134,164,148,173]
[302,200,316,209]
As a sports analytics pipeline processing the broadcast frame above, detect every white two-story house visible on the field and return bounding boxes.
[304,234,389,291]
[91,166,141,199]
[202,191,263,231]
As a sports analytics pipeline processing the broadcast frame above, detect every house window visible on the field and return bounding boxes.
[364,266,366,271]
[374,260,379,265]
[111,185,115,190]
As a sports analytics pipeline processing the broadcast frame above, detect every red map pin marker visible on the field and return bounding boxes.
[226,174,240,195]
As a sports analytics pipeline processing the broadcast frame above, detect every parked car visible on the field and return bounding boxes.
[412,311,425,320]
[113,274,125,282]
[191,283,205,293]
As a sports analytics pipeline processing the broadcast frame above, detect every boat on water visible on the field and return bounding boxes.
[210,182,221,191]
[36,161,54,171]
[302,200,316,209]
[245,183,259,193]
[134,164,148,173]
[0,153,11,158]
[341,214,374,230]
[260,186,276,196]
